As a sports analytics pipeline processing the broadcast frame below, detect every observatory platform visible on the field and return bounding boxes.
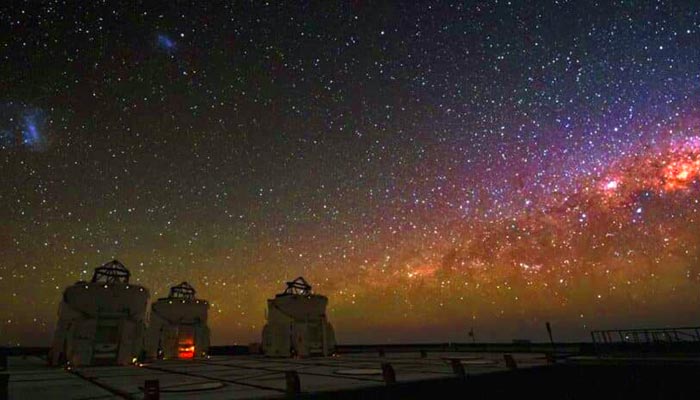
[5,351,548,399]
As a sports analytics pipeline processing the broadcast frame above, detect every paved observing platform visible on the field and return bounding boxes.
[5,352,548,399]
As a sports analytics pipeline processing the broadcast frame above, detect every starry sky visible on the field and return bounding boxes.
[3,1,700,346]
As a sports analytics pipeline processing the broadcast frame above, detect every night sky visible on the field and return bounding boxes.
[3,1,700,346]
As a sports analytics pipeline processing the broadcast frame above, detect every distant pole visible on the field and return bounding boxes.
[381,362,396,385]
[1,374,8,400]
[468,327,476,344]
[144,379,159,400]
[504,354,518,370]
[450,359,466,379]
[285,371,301,395]
[546,321,556,354]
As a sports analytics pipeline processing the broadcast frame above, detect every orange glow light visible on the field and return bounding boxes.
[178,344,195,359]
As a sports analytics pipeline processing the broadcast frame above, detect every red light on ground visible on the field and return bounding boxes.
[178,345,195,359]
[179,351,194,359]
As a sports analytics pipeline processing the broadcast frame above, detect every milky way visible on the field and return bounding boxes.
[2,2,700,346]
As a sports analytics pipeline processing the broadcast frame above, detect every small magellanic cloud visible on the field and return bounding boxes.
[156,33,176,53]
[0,104,49,152]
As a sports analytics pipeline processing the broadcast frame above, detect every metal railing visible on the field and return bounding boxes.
[591,327,700,353]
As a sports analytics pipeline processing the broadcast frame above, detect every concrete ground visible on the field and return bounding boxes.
[5,352,548,399]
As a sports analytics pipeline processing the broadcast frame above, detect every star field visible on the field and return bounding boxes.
[2,1,700,346]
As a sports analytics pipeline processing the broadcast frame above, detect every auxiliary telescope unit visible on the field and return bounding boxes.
[146,282,210,359]
[262,277,336,357]
[49,260,149,366]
